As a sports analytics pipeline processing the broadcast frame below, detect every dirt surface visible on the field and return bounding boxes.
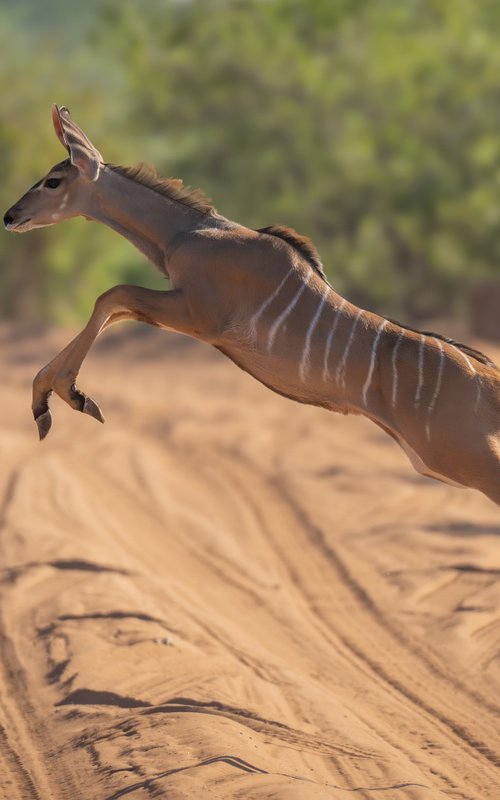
[0,323,499,800]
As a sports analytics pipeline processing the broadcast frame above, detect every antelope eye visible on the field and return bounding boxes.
[45,178,62,189]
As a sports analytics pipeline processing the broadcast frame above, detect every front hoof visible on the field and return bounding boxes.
[35,409,52,441]
[82,395,105,423]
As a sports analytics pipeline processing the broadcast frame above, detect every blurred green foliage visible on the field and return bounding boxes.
[2,0,500,323]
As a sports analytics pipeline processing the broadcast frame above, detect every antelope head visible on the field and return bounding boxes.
[3,105,102,233]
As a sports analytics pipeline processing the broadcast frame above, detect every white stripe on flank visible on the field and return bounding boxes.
[425,339,445,440]
[267,272,311,353]
[362,319,387,406]
[299,286,329,382]
[322,298,346,381]
[474,378,482,413]
[336,308,363,387]
[449,343,476,376]
[391,330,404,407]
[414,334,425,407]
[449,341,481,414]
[249,266,294,339]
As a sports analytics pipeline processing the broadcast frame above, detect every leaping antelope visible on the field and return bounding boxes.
[4,106,500,504]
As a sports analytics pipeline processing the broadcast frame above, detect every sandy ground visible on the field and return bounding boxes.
[0,322,499,800]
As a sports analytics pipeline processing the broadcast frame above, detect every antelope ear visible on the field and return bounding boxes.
[52,104,68,150]
[52,105,103,182]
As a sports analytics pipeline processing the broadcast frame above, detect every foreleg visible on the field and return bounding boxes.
[32,285,192,439]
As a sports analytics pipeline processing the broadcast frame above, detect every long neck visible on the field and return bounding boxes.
[83,166,204,272]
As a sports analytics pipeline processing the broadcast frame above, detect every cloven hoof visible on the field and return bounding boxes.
[35,409,52,441]
[82,395,105,423]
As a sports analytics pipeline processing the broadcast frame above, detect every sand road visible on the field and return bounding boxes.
[0,324,499,800]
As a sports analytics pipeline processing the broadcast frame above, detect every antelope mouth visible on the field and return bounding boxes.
[7,217,33,233]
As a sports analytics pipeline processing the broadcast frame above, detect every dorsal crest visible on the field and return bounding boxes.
[388,317,497,370]
[108,162,215,215]
[257,224,327,282]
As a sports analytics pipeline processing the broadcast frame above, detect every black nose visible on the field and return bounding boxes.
[3,212,14,227]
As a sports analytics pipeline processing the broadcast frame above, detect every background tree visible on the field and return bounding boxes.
[2,0,500,324]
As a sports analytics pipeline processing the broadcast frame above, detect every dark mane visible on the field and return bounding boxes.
[257,225,328,282]
[108,162,215,215]
[388,317,497,370]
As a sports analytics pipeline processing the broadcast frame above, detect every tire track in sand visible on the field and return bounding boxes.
[1,331,499,799]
